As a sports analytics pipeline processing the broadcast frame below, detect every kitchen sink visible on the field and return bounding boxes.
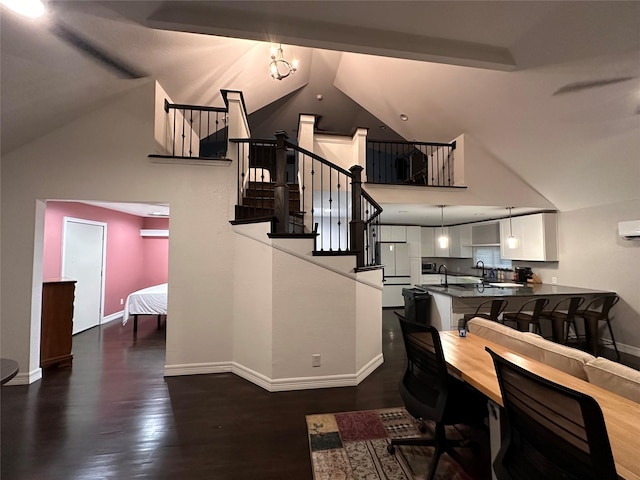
[488,282,523,288]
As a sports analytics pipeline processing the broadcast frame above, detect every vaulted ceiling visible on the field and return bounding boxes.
[2,1,639,223]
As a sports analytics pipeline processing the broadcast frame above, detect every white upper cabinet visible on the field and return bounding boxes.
[421,227,435,257]
[406,226,421,257]
[500,213,558,261]
[379,225,407,242]
[448,225,473,258]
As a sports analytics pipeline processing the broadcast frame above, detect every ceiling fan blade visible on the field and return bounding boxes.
[553,76,635,95]
[50,22,146,80]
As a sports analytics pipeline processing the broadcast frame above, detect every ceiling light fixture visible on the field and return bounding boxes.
[438,205,449,249]
[507,207,518,249]
[269,44,298,80]
[1,0,45,18]
[400,114,409,121]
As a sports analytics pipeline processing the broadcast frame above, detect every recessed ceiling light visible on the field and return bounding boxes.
[400,114,409,121]
[379,125,387,130]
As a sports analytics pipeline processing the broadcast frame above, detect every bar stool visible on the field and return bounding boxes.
[538,296,585,346]
[462,299,508,329]
[575,295,620,360]
[502,298,549,333]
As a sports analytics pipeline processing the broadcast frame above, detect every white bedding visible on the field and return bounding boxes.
[122,283,167,325]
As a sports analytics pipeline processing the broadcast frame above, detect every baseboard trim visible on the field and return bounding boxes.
[164,361,232,377]
[102,311,123,325]
[602,340,640,358]
[6,367,42,386]
[163,355,385,392]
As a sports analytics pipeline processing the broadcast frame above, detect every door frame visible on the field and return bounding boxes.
[61,216,107,328]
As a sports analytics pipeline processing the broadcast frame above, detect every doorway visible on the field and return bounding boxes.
[61,217,106,334]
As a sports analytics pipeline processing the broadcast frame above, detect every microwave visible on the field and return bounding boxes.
[422,262,437,273]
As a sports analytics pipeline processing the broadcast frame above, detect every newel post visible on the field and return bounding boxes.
[350,165,365,268]
[274,131,290,234]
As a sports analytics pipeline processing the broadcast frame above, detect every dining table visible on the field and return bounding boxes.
[436,330,640,480]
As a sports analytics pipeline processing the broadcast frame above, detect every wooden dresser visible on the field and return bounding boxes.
[41,279,76,368]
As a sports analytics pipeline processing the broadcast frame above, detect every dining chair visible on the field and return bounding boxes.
[486,347,618,480]
[576,295,620,360]
[389,313,486,480]
[538,296,585,345]
[462,298,508,329]
[501,298,549,334]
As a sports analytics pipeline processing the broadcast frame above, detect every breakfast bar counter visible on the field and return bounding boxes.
[417,283,615,331]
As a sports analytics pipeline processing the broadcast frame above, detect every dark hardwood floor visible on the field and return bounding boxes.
[1,310,492,480]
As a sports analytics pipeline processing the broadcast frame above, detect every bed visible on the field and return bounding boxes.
[122,283,167,335]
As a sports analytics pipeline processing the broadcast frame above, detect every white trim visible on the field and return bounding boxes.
[102,311,123,325]
[5,368,42,386]
[602,340,640,358]
[164,361,232,377]
[62,216,107,327]
[163,355,385,392]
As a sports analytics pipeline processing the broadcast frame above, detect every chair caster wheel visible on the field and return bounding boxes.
[387,444,396,454]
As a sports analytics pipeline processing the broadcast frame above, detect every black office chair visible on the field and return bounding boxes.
[576,294,620,360]
[389,313,487,480]
[538,296,585,345]
[485,347,618,480]
[501,298,549,334]
[462,299,508,328]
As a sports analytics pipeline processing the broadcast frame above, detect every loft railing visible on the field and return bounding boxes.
[161,99,228,159]
[366,139,457,186]
[231,133,383,268]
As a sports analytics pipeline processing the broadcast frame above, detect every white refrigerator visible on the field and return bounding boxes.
[379,242,411,307]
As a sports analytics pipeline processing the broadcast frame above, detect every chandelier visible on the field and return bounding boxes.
[269,44,298,80]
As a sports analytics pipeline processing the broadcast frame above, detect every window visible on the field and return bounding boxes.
[474,246,512,269]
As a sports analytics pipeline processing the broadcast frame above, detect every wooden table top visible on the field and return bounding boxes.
[436,330,640,480]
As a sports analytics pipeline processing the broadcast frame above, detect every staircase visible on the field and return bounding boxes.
[234,181,306,234]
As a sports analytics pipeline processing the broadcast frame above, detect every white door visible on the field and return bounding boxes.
[62,217,106,334]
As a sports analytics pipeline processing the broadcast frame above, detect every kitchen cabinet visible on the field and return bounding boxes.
[41,279,76,368]
[448,224,472,258]
[500,213,558,261]
[379,225,406,242]
[379,242,410,276]
[406,226,421,258]
[421,227,435,257]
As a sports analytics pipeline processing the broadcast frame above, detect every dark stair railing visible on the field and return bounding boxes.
[160,99,229,159]
[366,139,457,186]
[232,132,383,268]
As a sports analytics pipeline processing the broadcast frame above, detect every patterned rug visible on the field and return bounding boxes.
[306,407,473,480]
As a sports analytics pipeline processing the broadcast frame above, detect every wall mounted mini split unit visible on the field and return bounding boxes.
[618,220,640,239]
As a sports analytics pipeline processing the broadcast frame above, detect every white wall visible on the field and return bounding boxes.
[533,199,640,354]
[1,81,237,381]
[364,133,556,211]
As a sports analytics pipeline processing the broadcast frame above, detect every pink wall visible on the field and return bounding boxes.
[43,202,169,316]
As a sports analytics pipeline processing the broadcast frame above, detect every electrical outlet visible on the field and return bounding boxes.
[551,277,557,285]
[120,298,124,305]
[312,354,321,367]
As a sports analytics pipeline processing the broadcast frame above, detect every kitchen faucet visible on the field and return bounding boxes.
[475,260,485,279]
[438,264,448,287]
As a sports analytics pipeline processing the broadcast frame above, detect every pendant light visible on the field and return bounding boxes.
[507,207,518,249]
[438,205,449,249]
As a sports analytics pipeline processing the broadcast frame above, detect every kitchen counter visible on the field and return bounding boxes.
[416,283,615,332]
[419,283,614,298]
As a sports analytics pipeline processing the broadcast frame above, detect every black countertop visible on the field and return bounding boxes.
[419,283,614,298]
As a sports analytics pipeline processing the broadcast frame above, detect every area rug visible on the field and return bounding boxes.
[306,407,473,480]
